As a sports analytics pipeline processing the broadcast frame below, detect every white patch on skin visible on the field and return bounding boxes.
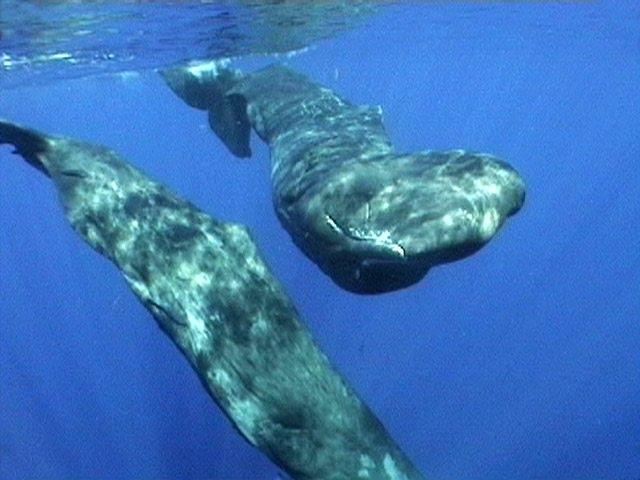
[358,454,375,478]
[177,259,211,287]
[326,214,404,257]
[471,172,503,197]
[185,309,210,352]
[479,208,500,239]
[210,368,261,444]
[383,454,410,480]
[84,223,102,247]
[177,261,197,280]
[350,227,404,257]
[325,214,340,233]
[228,398,262,443]
[481,182,501,196]
[356,228,391,244]
[192,272,210,287]
[212,368,230,386]
[246,256,267,277]
[250,315,269,336]
[361,454,375,468]
[127,277,150,301]
[388,242,406,257]
[107,180,120,193]
[116,232,136,257]
[441,212,455,227]
[202,230,223,250]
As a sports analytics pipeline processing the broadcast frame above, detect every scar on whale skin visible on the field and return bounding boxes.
[0,119,423,480]
[162,62,526,294]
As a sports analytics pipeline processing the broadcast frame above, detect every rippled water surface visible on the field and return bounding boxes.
[0,0,378,87]
[2,1,638,89]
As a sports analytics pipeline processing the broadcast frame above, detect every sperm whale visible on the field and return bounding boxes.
[0,119,422,480]
[162,62,525,294]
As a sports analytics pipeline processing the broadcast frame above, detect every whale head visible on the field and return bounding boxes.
[281,150,525,294]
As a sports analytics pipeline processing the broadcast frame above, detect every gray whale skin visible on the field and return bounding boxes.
[0,120,422,480]
[162,63,526,294]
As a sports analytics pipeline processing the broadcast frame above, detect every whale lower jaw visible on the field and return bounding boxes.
[324,240,484,294]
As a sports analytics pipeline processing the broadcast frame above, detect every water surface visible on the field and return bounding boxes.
[0,2,639,479]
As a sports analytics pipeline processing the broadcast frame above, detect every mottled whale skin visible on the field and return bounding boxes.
[162,63,525,294]
[0,120,422,480]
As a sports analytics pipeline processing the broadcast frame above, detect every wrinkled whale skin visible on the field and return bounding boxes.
[0,120,423,480]
[162,64,525,294]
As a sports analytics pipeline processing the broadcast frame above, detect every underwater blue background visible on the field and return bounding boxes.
[1,2,639,479]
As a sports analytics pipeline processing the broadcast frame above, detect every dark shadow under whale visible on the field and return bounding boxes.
[162,63,526,294]
[0,120,423,480]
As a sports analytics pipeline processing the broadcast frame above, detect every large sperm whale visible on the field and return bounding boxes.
[161,63,526,294]
[0,120,422,480]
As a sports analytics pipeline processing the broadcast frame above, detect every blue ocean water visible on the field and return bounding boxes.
[0,2,639,479]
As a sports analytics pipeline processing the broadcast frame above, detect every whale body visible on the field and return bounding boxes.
[162,63,526,294]
[0,120,422,480]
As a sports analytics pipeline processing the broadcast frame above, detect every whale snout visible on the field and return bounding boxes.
[304,151,525,294]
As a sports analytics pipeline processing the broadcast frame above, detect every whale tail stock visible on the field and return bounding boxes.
[0,120,51,177]
[160,63,252,158]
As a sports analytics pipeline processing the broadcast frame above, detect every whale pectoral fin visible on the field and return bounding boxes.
[207,93,252,158]
[161,64,252,158]
[0,120,51,177]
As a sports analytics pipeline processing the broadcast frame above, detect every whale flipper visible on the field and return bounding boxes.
[0,119,423,480]
[162,63,526,294]
[162,64,251,158]
[0,121,51,176]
